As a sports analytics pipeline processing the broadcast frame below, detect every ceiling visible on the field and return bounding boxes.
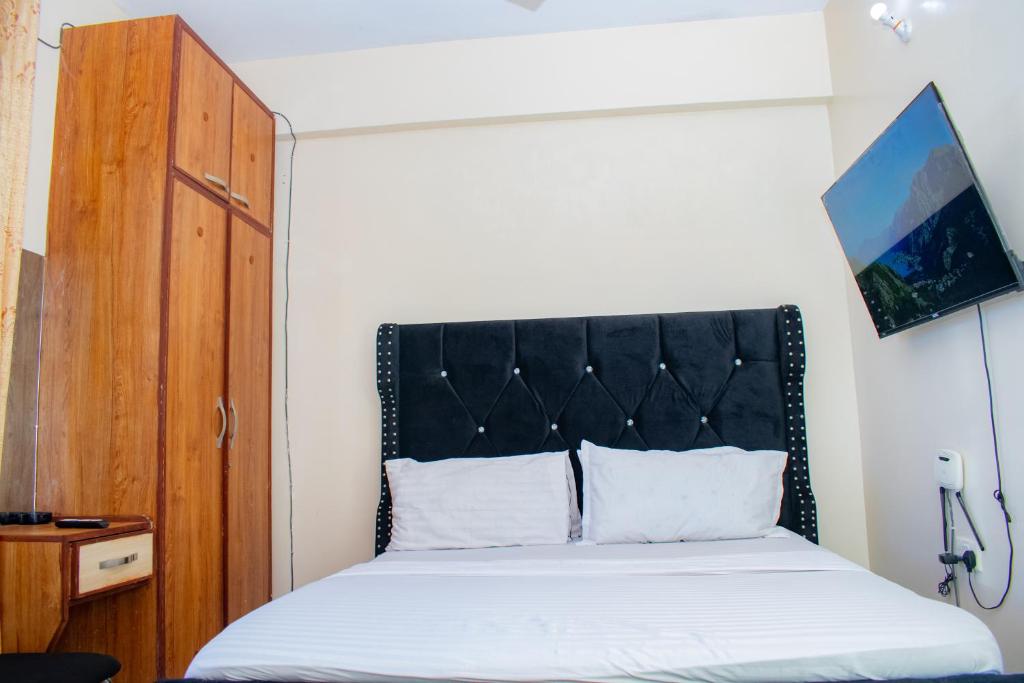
[113,0,828,63]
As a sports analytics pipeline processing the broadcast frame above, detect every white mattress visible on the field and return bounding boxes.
[187,530,1001,682]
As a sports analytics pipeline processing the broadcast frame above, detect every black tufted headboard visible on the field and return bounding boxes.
[375,305,817,554]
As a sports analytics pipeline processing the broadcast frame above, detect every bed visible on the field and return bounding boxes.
[179,307,1004,683]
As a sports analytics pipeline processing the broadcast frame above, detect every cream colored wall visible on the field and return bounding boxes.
[824,0,1024,671]
[267,99,870,590]
[235,12,831,136]
[253,14,871,593]
[24,0,127,254]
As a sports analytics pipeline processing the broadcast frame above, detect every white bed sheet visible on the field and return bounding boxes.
[187,529,1001,682]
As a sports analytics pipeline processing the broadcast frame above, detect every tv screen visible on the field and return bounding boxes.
[822,83,1021,337]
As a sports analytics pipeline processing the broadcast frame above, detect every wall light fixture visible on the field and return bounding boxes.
[870,3,912,42]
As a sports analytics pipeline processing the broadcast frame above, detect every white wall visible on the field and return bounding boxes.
[24,0,127,254]
[823,0,1024,671]
[235,12,831,136]
[252,12,871,593]
[272,104,868,590]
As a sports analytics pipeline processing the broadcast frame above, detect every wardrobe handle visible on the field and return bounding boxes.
[229,398,238,449]
[230,191,250,209]
[216,397,227,448]
[203,172,229,193]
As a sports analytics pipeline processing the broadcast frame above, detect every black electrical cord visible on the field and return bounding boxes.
[274,111,297,592]
[938,487,959,604]
[938,488,953,597]
[940,486,949,552]
[966,303,1013,610]
[948,489,961,605]
[37,22,75,50]
[954,490,985,551]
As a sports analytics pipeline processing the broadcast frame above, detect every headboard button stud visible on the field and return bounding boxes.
[626,418,634,427]
[585,365,593,373]
[477,426,485,433]
[700,416,709,424]
[658,362,666,370]
[551,423,558,430]
[440,370,448,378]
[734,358,743,366]
[513,367,520,375]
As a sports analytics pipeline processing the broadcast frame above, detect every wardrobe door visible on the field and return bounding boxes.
[225,216,272,623]
[174,32,233,198]
[164,180,228,676]
[229,85,274,228]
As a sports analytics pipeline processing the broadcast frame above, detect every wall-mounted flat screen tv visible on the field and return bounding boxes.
[822,83,1022,338]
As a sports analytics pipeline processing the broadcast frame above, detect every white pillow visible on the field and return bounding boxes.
[579,441,787,544]
[386,451,572,551]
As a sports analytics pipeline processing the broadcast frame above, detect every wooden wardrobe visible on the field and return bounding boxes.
[36,16,273,681]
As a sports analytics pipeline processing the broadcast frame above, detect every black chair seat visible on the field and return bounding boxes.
[0,653,120,683]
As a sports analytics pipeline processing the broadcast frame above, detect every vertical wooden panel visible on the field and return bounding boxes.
[174,31,233,198]
[163,179,227,677]
[0,0,39,467]
[0,540,63,653]
[54,583,156,671]
[229,86,274,228]
[225,217,272,623]
[35,17,175,683]
[0,249,43,511]
[37,15,173,521]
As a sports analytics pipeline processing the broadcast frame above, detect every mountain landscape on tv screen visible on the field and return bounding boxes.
[856,145,1017,333]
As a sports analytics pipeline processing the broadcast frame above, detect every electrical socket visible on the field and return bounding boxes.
[957,539,982,574]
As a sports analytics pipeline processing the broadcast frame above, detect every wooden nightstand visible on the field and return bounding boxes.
[0,515,153,652]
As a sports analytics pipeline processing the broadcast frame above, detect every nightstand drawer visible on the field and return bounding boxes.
[74,532,153,597]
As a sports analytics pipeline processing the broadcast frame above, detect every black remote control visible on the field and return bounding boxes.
[55,518,109,529]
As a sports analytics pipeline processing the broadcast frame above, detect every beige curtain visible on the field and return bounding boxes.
[0,0,39,469]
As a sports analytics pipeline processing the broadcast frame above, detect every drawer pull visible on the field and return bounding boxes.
[230,191,251,208]
[203,172,229,193]
[99,553,139,570]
